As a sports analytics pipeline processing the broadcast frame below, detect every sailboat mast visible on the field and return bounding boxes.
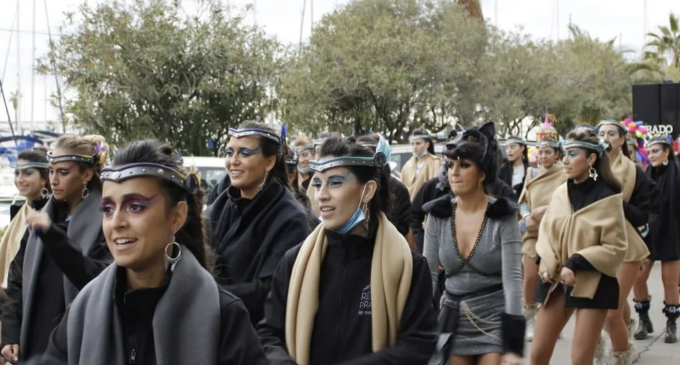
[31,0,36,131]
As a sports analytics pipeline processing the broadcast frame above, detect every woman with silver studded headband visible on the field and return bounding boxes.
[531,128,627,365]
[43,139,268,365]
[401,129,442,201]
[206,121,310,326]
[423,122,525,365]
[258,135,437,365]
[1,135,111,363]
[0,148,51,291]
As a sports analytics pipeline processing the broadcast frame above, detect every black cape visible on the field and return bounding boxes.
[207,179,311,324]
[647,161,680,260]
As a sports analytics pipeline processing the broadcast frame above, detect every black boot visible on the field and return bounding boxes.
[662,302,679,344]
[634,298,654,340]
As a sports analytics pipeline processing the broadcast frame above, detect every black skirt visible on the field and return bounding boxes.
[534,274,619,310]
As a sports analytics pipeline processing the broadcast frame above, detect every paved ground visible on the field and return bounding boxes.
[525,263,680,364]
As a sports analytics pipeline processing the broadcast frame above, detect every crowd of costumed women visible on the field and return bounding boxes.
[0,118,678,365]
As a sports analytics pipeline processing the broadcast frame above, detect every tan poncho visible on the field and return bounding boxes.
[517,163,567,259]
[610,153,650,263]
[536,184,627,301]
[0,204,31,289]
[285,213,413,365]
[401,154,441,201]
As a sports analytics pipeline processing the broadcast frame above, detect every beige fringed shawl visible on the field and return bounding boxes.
[517,163,567,258]
[536,184,627,301]
[610,153,650,263]
[285,213,413,365]
[401,154,441,201]
[0,204,31,288]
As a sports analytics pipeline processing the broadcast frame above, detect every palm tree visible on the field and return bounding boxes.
[629,13,680,82]
[646,13,680,68]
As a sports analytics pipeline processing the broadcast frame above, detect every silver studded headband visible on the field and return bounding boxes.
[15,162,49,170]
[228,128,281,145]
[409,134,432,142]
[47,152,96,165]
[309,153,387,173]
[101,163,200,195]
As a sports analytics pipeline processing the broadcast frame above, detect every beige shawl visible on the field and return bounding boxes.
[285,213,413,365]
[401,154,441,201]
[610,153,650,263]
[536,184,627,301]
[517,163,567,258]
[0,204,31,289]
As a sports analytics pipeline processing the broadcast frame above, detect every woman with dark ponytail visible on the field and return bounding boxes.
[44,139,268,365]
[258,136,437,365]
[531,128,628,365]
[207,121,310,325]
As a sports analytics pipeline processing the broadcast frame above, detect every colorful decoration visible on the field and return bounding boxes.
[621,118,650,167]
[93,142,107,167]
[529,115,561,165]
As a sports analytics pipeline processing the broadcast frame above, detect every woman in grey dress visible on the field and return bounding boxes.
[424,122,524,365]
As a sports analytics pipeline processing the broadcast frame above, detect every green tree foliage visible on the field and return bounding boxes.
[39,0,283,155]
[547,26,631,132]
[278,0,489,141]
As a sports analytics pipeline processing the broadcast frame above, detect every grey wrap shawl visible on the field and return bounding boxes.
[21,191,103,350]
[65,246,221,365]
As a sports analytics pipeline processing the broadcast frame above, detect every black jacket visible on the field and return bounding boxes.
[44,268,268,365]
[207,179,310,325]
[257,227,438,365]
[389,177,412,236]
[1,200,109,360]
[497,160,529,200]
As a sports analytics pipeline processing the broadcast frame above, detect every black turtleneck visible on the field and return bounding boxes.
[567,177,616,212]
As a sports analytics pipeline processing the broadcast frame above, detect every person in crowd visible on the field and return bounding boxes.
[597,120,657,363]
[633,135,680,344]
[423,122,524,365]
[43,140,268,365]
[497,136,529,199]
[206,121,310,325]
[0,149,51,291]
[530,128,627,365]
[517,135,567,343]
[401,129,441,200]
[411,137,515,253]
[258,136,437,365]
[355,134,412,238]
[313,132,330,158]
[293,135,315,192]
[285,144,320,230]
[1,135,111,363]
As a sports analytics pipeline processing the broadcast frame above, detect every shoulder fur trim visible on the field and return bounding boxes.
[423,195,518,219]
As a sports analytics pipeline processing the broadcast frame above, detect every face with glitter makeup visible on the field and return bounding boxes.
[49,148,94,204]
[101,177,187,273]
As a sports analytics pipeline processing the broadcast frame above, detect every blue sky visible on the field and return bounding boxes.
[1,0,679,127]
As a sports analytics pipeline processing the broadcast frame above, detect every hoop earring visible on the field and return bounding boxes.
[259,171,269,191]
[41,187,50,199]
[588,165,598,181]
[81,184,90,199]
[663,158,669,166]
[165,239,182,271]
[362,204,371,230]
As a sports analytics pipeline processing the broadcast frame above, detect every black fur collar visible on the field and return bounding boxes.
[423,194,518,219]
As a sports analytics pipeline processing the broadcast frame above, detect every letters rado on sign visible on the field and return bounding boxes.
[645,125,674,135]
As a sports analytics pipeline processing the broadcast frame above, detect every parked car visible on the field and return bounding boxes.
[182,156,227,201]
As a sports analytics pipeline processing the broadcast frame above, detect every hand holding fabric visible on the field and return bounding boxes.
[26,211,51,232]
